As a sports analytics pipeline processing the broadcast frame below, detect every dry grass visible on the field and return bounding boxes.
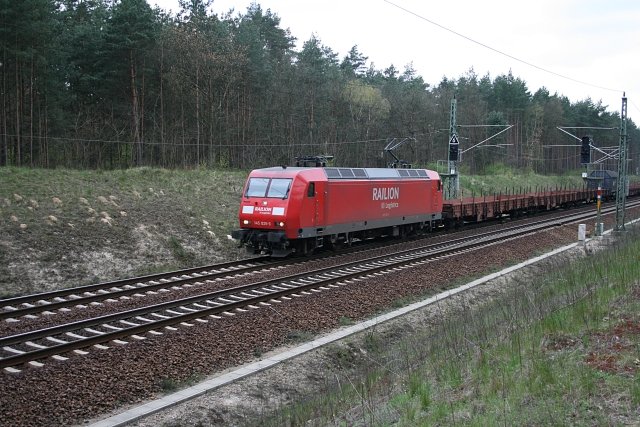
[0,167,248,297]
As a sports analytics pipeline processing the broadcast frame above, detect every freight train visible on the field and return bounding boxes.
[231,164,637,257]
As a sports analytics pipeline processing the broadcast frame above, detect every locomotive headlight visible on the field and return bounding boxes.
[243,219,250,225]
[278,221,285,227]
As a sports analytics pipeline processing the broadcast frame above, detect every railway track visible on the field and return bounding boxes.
[0,198,618,323]
[2,201,633,373]
[0,234,423,324]
[0,257,280,322]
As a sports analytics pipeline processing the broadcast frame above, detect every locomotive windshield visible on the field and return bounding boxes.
[267,178,292,198]
[245,177,292,199]
[246,178,270,197]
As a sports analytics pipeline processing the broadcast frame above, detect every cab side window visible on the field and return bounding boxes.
[307,182,315,197]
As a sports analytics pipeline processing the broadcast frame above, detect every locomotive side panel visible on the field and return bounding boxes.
[321,178,441,233]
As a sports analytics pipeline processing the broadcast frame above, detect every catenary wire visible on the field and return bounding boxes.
[383,0,625,94]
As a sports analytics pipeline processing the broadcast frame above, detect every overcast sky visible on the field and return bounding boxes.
[151,0,640,123]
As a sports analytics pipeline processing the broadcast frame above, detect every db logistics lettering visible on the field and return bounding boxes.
[382,202,399,209]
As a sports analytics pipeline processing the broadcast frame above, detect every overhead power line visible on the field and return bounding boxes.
[629,98,640,115]
[384,0,624,94]
[0,133,394,148]
[558,127,618,130]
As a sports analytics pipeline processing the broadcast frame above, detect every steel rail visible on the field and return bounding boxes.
[0,257,270,307]
[0,258,289,321]
[0,227,429,320]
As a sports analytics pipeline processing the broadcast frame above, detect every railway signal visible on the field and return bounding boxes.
[581,136,591,164]
[441,97,512,200]
[449,134,460,162]
[555,127,618,168]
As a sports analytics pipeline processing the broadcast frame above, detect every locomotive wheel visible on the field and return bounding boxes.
[297,239,314,257]
[329,234,351,252]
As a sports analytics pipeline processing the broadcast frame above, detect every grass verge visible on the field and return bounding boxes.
[256,228,640,426]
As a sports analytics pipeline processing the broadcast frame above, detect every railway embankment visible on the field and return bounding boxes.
[0,167,247,297]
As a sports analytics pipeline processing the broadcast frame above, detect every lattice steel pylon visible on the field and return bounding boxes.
[614,94,628,231]
[444,97,459,200]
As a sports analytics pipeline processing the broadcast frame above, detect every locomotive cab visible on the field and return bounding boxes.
[232,174,293,256]
[231,167,326,257]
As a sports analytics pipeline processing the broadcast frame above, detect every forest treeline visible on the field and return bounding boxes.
[1,0,637,173]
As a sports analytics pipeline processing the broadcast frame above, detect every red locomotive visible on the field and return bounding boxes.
[232,165,443,256]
